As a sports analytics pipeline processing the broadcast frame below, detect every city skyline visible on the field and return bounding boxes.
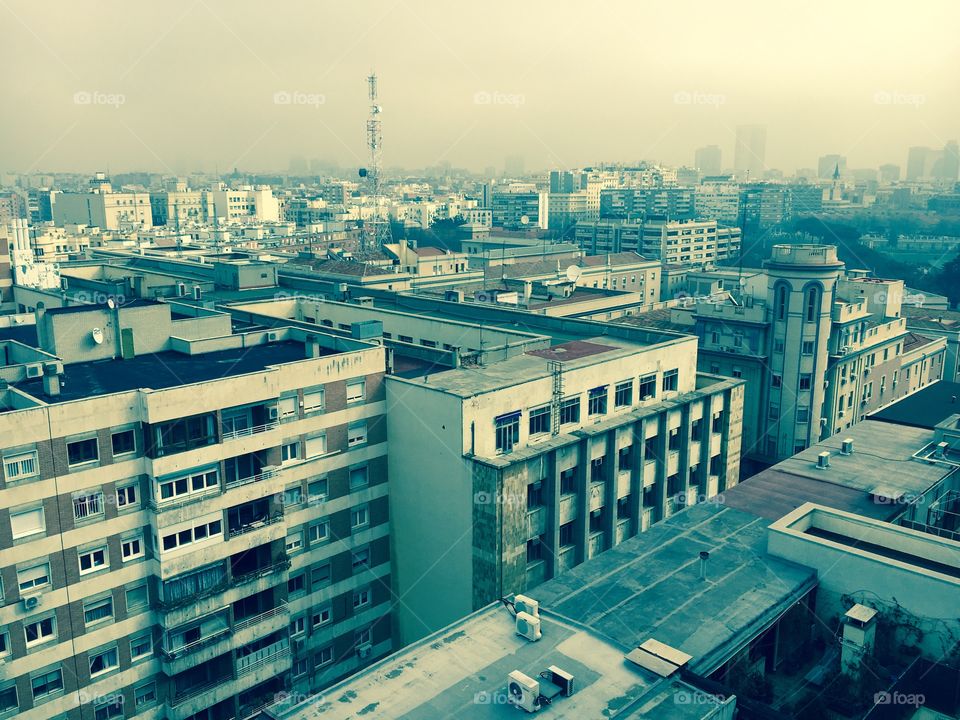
[1,1,958,175]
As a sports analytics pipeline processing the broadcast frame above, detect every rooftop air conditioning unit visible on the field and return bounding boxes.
[547,666,575,697]
[514,594,539,618]
[507,670,541,713]
[26,364,42,378]
[22,595,42,612]
[515,612,542,642]
[356,643,372,659]
[841,438,854,455]
[816,451,831,470]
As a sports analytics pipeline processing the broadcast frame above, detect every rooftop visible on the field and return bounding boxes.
[871,381,960,429]
[12,340,317,403]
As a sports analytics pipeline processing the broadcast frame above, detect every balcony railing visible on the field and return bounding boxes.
[236,638,290,676]
[171,674,235,706]
[149,484,221,512]
[233,601,289,633]
[228,513,285,539]
[161,626,232,660]
[231,557,291,586]
[225,467,280,490]
[221,421,279,443]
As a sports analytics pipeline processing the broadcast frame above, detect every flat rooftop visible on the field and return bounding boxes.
[871,380,960,429]
[13,341,317,403]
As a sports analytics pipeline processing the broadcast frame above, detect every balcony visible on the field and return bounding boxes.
[234,602,289,634]
[237,638,290,677]
[161,628,232,662]
[228,513,284,539]
[222,420,279,443]
[170,674,235,709]
[225,466,280,491]
[232,557,291,588]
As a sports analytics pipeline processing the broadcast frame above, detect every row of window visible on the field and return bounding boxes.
[289,625,375,679]
[286,503,370,554]
[9,481,140,541]
[287,546,374,598]
[494,371,680,453]
[1,428,136,483]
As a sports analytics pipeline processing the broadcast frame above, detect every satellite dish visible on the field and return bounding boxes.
[91,328,104,345]
[358,168,368,178]
[520,215,530,225]
[565,265,582,282]
[107,297,116,309]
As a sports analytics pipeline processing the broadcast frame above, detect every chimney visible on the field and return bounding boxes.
[42,363,60,397]
[698,551,709,581]
[841,604,878,679]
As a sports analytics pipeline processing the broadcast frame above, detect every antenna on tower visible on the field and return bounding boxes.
[360,72,391,249]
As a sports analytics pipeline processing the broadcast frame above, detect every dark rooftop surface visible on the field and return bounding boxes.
[901,330,938,353]
[526,340,617,361]
[871,380,960,429]
[0,324,39,346]
[13,341,313,402]
[722,470,897,522]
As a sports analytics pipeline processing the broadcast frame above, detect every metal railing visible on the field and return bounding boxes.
[228,514,284,539]
[221,421,279,442]
[231,558,291,586]
[171,674,234,706]
[225,467,280,490]
[233,602,289,633]
[160,627,232,661]
[236,639,290,676]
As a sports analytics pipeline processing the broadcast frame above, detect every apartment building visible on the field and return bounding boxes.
[52,179,153,232]
[575,218,741,264]
[0,233,10,307]
[385,312,743,644]
[0,299,391,720]
[488,186,549,230]
[664,245,946,466]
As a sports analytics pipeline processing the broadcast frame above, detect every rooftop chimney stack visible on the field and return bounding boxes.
[699,551,709,581]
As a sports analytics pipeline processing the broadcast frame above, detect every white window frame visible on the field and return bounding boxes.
[125,582,149,611]
[17,562,50,593]
[66,437,99,467]
[304,432,327,459]
[10,505,45,539]
[116,482,139,510]
[349,466,368,490]
[285,531,304,554]
[308,521,329,544]
[88,646,119,678]
[351,504,369,529]
[278,395,298,419]
[130,632,152,662]
[308,478,329,504]
[311,605,331,629]
[160,518,222,553]
[346,379,366,404]
[78,546,108,575]
[72,491,104,522]
[353,587,371,609]
[24,616,56,647]
[303,389,324,414]
[347,421,368,447]
[3,450,38,481]
[281,441,300,464]
[83,596,114,626]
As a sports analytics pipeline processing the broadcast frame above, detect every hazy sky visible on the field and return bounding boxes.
[2,0,958,175]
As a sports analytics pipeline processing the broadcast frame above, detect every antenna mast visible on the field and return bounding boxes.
[362,73,391,249]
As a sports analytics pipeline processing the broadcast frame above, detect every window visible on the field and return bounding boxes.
[279,395,298,419]
[662,369,678,392]
[121,535,144,561]
[305,432,327,458]
[559,397,580,425]
[774,339,784,354]
[290,616,306,636]
[126,582,148,611]
[116,482,138,509]
[0,631,7,657]
[527,480,543,509]
[353,588,371,608]
[311,563,331,588]
[161,519,222,552]
[528,406,550,436]
[772,374,782,388]
[349,466,368,490]
[283,483,303,507]
[83,597,114,625]
[303,389,324,413]
[0,685,16,714]
[495,412,520,453]
[615,380,633,408]
[712,411,724,434]
[801,341,814,355]
[308,521,329,544]
[348,421,368,447]
[10,505,45,539]
[293,659,309,677]
[18,562,50,592]
[286,531,304,554]
[691,419,703,442]
[355,627,371,646]
[134,682,157,709]
[805,287,819,322]
[130,633,152,662]
[347,379,366,403]
[668,428,680,451]
[94,698,123,720]
[287,573,305,594]
[111,430,136,456]
[560,467,577,495]
[526,537,543,562]
[31,668,63,699]
[733,333,743,348]
[25,616,56,646]
[352,547,370,571]
[67,438,98,466]
[638,374,657,400]
[351,504,369,529]
[799,374,812,391]
[797,407,810,423]
[315,645,334,668]
[312,605,331,628]
[588,387,608,416]
[78,546,108,575]
[89,647,119,677]
[157,468,218,503]
[309,478,329,503]
[731,367,743,378]
[559,522,574,547]
[73,491,104,521]
[3,451,38,481]
[776,285,787,320]
[281,441,300,463]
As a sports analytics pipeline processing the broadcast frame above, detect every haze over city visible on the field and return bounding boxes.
[2,0,959,174]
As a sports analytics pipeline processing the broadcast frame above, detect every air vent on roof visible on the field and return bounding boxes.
[934,441,949,459]
[841,438,854,455]
[816,451,831,469]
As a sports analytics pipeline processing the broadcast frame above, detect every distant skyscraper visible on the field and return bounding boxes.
[818,154,847,179]
[694,145,722,176]
[733,125,767,178]
[878,164,901,184]
[934,141,959,182]
[504,154,525,178]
